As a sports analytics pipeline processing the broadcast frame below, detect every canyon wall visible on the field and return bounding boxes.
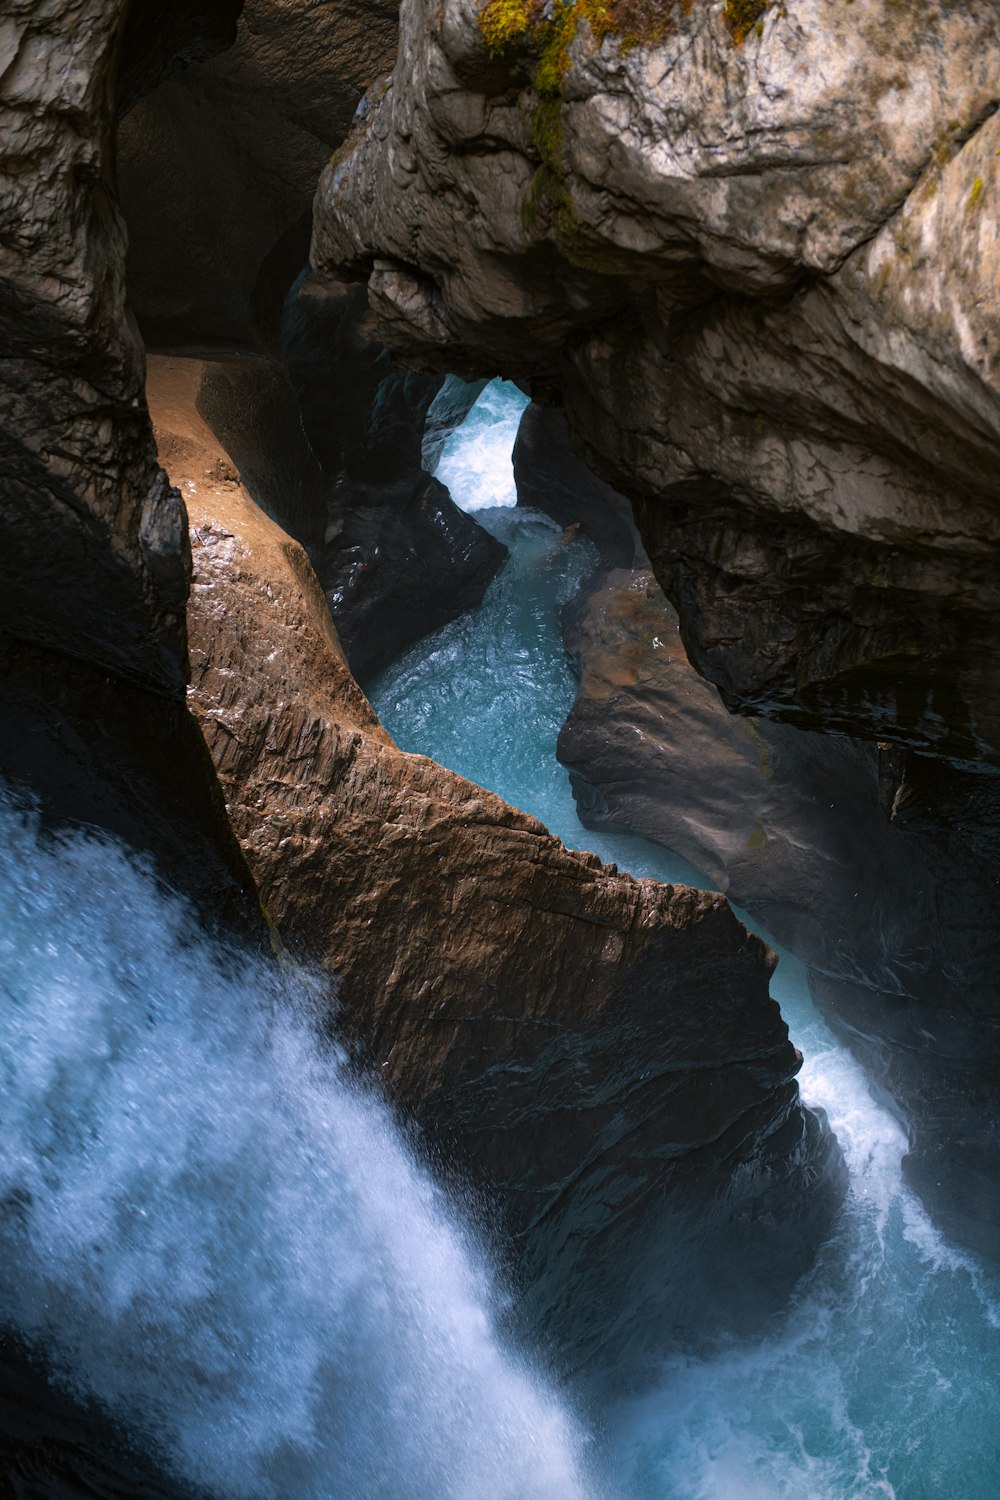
[283,275,506,677]
[116,0,398,352]
[313,0,1000,1257]
[314,0,1000,760]
[511,402,1000,1257]
[151,355,845,1386]
[0,0,258,923]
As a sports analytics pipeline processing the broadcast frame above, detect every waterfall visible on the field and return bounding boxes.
[0,797,603,1500]
[433,380,525,511]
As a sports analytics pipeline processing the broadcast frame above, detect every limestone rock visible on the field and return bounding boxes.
[116,0,244,117]
[153,360,844,1384]
[513,402,642,570]
[313,0,1000,766]
[0,7,265,1491]
[0,0,258,921]
[0,0,193,694]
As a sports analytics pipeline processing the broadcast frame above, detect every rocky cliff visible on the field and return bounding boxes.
[149,355,844,1386]
[508,395,1000,1258]
[557,564,1000,1255]
[313,0,1000,765]
[283,275,507,677]
[0,3,265,1488]
[116,0,398,351]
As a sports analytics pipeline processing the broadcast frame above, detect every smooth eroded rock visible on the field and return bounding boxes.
[0,0,196,695]
[151,359,845,1386]
[283,275,507,679]
[558,564,1000,1258]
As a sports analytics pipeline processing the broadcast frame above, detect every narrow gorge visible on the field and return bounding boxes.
[0,1,998,1497]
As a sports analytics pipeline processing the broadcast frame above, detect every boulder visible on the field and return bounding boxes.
[149,360,845,1387]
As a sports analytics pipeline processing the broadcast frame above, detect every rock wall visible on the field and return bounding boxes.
[114,0,506,683]
[150,357,844,1386]
[553,560,1000,1257]
[314,0,1000,1260]
[1,0,189,694]
[116,0,398,351]
[0,3,265,1487]
[504,396,1000,1257]
[0,0,258,919]
[513,402,641,571]
[313,0,1000,766]
[283,275,507,678]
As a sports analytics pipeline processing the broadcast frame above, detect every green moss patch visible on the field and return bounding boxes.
[722,0,770,43]
[480,0,771,93]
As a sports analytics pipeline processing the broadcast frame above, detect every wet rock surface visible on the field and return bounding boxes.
[284,275,507,679]
[315,0,1000,1262]
[0,0,193,696]
[0,6,265,1490]
[152,365,844,1385]
[314,0,1000,765]
[558,565,1000,1258]
[513,402,641,571]
[0,0,260,919]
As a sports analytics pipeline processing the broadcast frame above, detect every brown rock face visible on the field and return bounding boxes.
[150,356,844,1385]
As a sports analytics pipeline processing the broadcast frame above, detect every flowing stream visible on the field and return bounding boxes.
[370,379,1000,1500]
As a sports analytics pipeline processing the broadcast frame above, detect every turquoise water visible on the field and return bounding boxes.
[370,380,1000,1500]
[0,798,603,1499]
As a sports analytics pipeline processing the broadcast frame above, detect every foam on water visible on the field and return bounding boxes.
[0,800,603,1499]
[433,381,528,512]
[370,379,1000,1500]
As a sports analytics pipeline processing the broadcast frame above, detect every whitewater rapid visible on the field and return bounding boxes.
[371,379,1000,1500]
[0,799,602,1499]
